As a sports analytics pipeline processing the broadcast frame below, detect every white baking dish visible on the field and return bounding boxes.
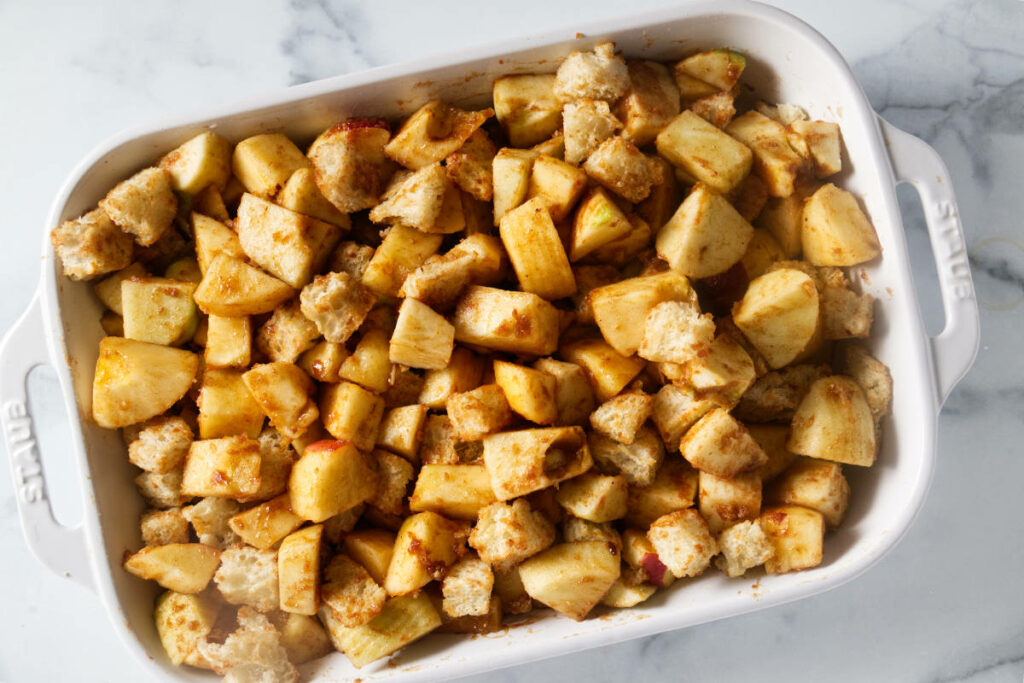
[0,1,980,680]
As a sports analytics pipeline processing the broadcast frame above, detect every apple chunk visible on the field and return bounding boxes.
[518,541,620,620]
[656,183,754,279]
[788,375,877,467]
[801,184,881,266]
[123,543,221,593]
[732,268,820,369]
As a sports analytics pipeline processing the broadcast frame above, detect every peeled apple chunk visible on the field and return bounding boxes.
[92,337,199,428]
[518,541,620,621]
[656,183,754,279]
[801,183,881,266]
[787,375,877,467]
[732,268,820,369]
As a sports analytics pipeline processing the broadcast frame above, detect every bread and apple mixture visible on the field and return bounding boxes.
[51,42,892,681]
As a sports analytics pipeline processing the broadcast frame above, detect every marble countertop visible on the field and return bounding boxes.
[1,0,1022,681]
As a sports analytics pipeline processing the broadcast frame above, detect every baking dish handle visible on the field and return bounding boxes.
[879,117,981,407]
[0,293,95,591]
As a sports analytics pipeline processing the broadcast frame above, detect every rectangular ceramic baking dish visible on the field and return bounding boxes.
[0,1,980,680]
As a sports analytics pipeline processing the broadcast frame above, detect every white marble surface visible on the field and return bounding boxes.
[1,0,1022,681]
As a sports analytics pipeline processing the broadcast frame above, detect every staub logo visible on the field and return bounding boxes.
[3,400,45,504]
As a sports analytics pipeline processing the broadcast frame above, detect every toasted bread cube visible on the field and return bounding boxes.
[638,301,715,365]
[277,613,333,665]
[192,213,244,275]
[647,509,717,578]
[532,357,597,427]
[562,98,621,165]
[500,198,577,300]
[158,131,232,194]
[384,511,465,595]
[588,426,665,487]
[232,133,310,197]
[554,42,629,102]
[182,497,240,548]
[453,286,560,356]
[155,591,220,665]
[321,593,440,669]
[560,338,646,402]
[320,382,385,452]
[390,298,455,370]
[787,119,842,178]
[769,458,850,527]
[213,545,280,611]
[726,111,806,198]
[197,367,264,439]
[493,360,558,425]
[683,333,757,407]
[442,554,493,617]
[385,100,491,170]
[788,376,876,467]
[197,607,297,679]
[242,362,318,439]
[140,508,189,546]
[128,416,193,474]
[802,184,881,266]
[588,270,696,357]
[136,468,187,510]
[715,520,774,577]
[469,499,555,567]
[482,426,593,500]
[278,167,351,227]
[410,464,497,521]
[820,286,874,340]
[298,340,347,383]
[181,436,261,498]
[99,167,177,246]
[583,136,662,204]
[205,315,252,368]
[562,517,622,554]
[322,503,365,545]
[656,183,754,278]
[837,344,892,421]
[321,554,387,627]
[367,450,414,516]
[760,505,826,574]
[493,74,562,148]
[93,262,148,314]
[492,147,537,224]
[344,530,396,585]
[445,129,495,201]
[124,543,220,593]
[330,240,375,281]
[419,415,461,466]
[419,347,484,409]
[555,472,628,523]
[278,524,324,615]
[289,440,378,522]
[691,91,737,130]
[308,118,394,213]
[526,155,588,223]
[650,384,717,450]
[447,384,513,441]
[51,208,134,281]
[400,233,505,308]
[616,60,681,146]
[227,494,303,549]
[237,193,341,289]
[376,404,428,461]
[681,408,767,477]
[699,471,762,534]
[249,427,297,503]
[519,541,620,620]
[369,163,449,230]
[656,111,752,194]
[339,329,391,392]
[194,254,295,317]
[361,224,443,297]
[589,391,653,444]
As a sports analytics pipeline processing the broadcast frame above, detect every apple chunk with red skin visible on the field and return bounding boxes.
[640,551,672,587]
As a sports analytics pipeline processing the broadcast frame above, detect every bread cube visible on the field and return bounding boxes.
[338,328,391,392]
[154,591,220,665]
[343,529,396,585]
[769,458,850,527]
[51,208,134,281]
[194,254,295,317]
[181,435,261,499]
[647,509,717,578]
[140,508,190,546]
[837,344,892,421]
[192,214,244,274]
[232,133,310,197]
[760,505,826,574]
[734,363,831,423]
[321,554,387,627]
[419,347,484,409]
[237,193,341,288]
[197,607,297,680]
[214,545,280,611]
[698,470,762,534]
[135,468,188,509]
[656,111,752,195]
[691,91,737,129]
[205,315,252,368]
[787,119,842,178]
[289,441,378,522]
[368,162,450,231]
[649,384,716,450]
[99,167,178,246]
[400,233,505,308]
[385,100,491,170]
[469,498,555,568]
[493,74,562,147]
[820,285,874,340]
[714,520,774,577]
[361,224,443,297]
[589,390,653,444]
[519,541,620,621]
[492,147,537,224]
[526,154,588,223]
[446,384,513,441]
[638,300,715,364]
[555,472,628,523]
[588,270,696,357]
[128,416,193,474]
[298,340,347,383]
[376,404,428,461]
[242,362,318,439]
[276,613,333,665]
[532,357,597,427]
[366,450,414,516]
[444,129,495,201]
[562,517,622,556]
[615,60,680,146]
[308,118,394,213]
[320,382,385,452]
[682,333,757,407]
[197,367,264,440]
[562,98,622,165]
[802,183,882,266]
[554,42,629,102]
[499,197,577,300]
[588,426,665,488]
[384,511,466,595]
[330,240,375,280]
[583,136,662,204]
[560,338,646,401]
[409,464,496,521]
[453,286,560,356]
[278,167,351,227]
[319,503,364,545]
[278,524,324,615]
[418,415,461,466]
[390,298,455,370]
[680,408,767,477]
[321,593,441,669]
[788,375,876,467]
[493,360,558,425]
[159,131,232,194]
[725,111,806,198]
[183,496,241,548]
[246,427,296,503]
[442,554,493,617]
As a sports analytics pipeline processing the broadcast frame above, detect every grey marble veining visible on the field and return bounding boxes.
[0,0,1022,681]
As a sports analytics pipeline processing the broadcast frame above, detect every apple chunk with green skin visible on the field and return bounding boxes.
[570,187,633,262]
[732,268,820,369]
[518,541,620,621]
[92,337,199,428]
[121,277,198,346]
